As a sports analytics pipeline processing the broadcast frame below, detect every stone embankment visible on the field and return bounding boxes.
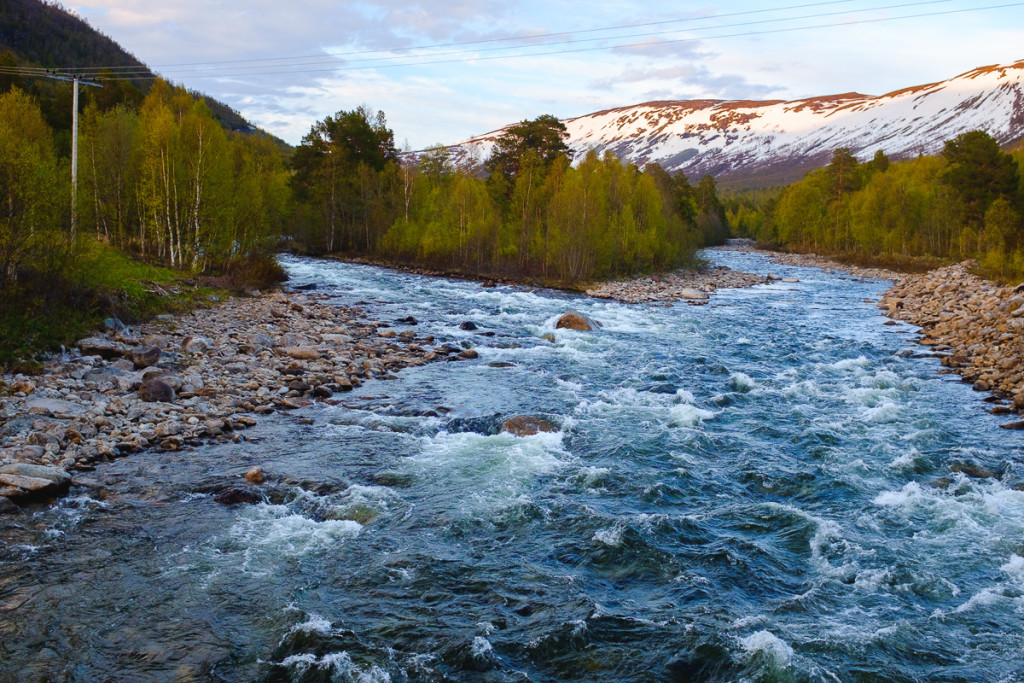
[879,261,1024,421]
[0,290,462,509]
[586,266,766,304]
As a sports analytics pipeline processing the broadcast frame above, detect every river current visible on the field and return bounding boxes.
[2,250,1024,682]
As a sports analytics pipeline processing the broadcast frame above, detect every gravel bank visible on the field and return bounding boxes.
[879,261,1024,422]
[0,289,461,509]
[585,266,766,304]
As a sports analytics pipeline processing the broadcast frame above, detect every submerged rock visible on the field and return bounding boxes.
[213,487,262,505]
[502,416,558,437]
[556,311,601,331]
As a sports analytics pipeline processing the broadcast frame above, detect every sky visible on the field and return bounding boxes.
[65,0,1024,149]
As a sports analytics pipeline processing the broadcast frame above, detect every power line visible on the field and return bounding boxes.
[55,0,958,78]
[52,0,869,71]
[1,2,1020,81]
[88,2,1024,81]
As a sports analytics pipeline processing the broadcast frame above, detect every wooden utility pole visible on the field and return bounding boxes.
[44,72,102,239]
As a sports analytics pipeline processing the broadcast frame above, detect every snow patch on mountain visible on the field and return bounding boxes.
[442,60,1024,186]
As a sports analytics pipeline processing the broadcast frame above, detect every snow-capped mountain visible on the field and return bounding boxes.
[445,60,1024,187]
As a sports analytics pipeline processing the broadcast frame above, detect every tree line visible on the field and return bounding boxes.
[728,131,1024,278]
[287,113,725,283]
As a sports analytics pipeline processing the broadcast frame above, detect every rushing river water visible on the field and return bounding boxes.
[3,250,1024,682]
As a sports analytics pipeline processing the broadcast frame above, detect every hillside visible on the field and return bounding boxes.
[445,60,1024,188]
[0,0,274,137]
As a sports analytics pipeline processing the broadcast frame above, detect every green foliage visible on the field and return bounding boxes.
[729,131,1024,282]
[942,131,1019,230]
[289,107,399,253]
[377,149,702,284]
[486,115,570,190]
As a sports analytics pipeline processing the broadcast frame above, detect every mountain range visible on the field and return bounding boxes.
[446,60,1024,188]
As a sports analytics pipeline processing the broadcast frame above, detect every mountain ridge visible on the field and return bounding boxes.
[443,60,1024,188]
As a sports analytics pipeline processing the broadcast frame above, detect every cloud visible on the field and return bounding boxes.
[589,63,779,101]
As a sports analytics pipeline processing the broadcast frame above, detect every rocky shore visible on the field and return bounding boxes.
[879,261,1024,422]
[710,239,901,281]
[0,290,463,510]
[585,265,768,304]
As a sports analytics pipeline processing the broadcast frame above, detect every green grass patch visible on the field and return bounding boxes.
[0,238,232,365]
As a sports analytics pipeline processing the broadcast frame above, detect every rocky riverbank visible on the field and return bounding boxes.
[879,261,1024,422]
[0,289,464,510]
[710,239,901,281]
[585,265,768,304]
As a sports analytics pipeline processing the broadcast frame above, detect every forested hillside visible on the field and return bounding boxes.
[728,132,1024,279]
[0,0,265,141]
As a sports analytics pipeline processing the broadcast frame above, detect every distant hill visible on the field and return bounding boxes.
[442,60,1024,189]
[0,0,282,142]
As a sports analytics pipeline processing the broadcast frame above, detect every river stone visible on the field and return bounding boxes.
[213,487,262,505]
[77,337,129,359]
[0,496,20,514]
[24,398,87,418]
[459,349,479,360]
[182,336,213,354]
[0,464,71,486]
[556,311,601,331]
[139,378,176,403]
[285,346,320,360]
[502,416,558,437]
[245,466,266,485]
[675,287,709,301]
[782,277,800,283]
[0,472,70,499]
[130,346,163,369]
[460,321,479,331]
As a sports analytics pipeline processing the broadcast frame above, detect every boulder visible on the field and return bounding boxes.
[139,378,176,403]
[502,416,558,437]
[555,311,602,331]
[23,398,87,418]
[213,487,262,505]
[77,337,129,359]
[0,464,71,500]
[285,346,320,360]
[130,346,163,369]
[675,287,709,301]
[0,496,20,514]
[103,317,127,333]
[459,349,479,360]
[459,321,479,331]
[245,466,266,485]
[182,336,213,354]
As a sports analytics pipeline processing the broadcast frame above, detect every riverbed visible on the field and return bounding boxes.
[2,250,1023,682]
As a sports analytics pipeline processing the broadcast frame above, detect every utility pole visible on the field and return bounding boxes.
[44,72,102,239]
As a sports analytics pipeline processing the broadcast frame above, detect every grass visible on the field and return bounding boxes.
[0,239,231,365]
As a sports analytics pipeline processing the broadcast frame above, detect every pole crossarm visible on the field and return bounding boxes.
[43,71,103,88]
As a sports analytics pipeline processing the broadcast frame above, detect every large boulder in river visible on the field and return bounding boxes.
[556,311,602,331]
[0,464,71,501]
[502,416,558,437]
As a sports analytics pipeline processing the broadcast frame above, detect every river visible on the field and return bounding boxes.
[2,250,1023,682]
